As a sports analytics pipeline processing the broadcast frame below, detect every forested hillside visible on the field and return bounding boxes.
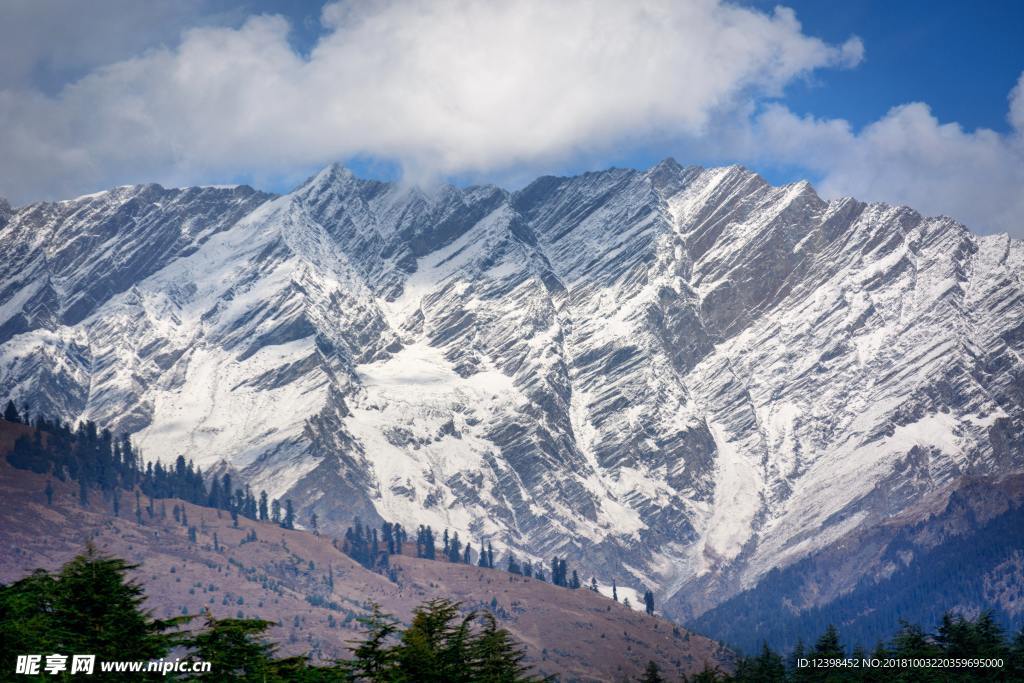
[0,410,731,681]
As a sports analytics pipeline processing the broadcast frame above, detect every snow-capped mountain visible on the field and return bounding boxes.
[2,160,1022,619]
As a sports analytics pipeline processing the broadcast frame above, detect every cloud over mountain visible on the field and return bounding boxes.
[0,0,860,202]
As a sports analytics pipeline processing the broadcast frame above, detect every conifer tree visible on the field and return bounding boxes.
[52,545,184,662]
[643,590,655,615]
[348,604,401,680]
[640,660,664,683]
[187,613,278,681]
[3,399,20,423]
[0,568,60,664]
[271,499,281,524]
[44,480,53,506]
[812,624,844,661]
[448,532,461,563]
[468,611,533,682]
[220,473,232,511]
[425,527,436,560]
[282,499,295,529]
[258,490,268,521]
[733,642,786,682]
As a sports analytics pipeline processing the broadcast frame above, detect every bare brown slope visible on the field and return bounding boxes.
[0,424,732,681]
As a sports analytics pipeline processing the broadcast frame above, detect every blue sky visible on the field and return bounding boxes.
[749,1,1024,131]
[1,0,1022,235]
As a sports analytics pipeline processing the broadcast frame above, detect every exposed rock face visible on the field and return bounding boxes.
[2,160,1022,619]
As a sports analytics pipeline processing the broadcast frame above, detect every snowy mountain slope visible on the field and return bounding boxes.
[1,160,1021,620]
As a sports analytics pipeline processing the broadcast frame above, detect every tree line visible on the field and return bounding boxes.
[3,401,297,532]
[337,516,658,615]
[4,403,666,645]
[0,546,539,681]
[647,612,1024,683]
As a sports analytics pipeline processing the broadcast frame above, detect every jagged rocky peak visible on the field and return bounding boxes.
[0,182,274,344]
[1,160,1022,628]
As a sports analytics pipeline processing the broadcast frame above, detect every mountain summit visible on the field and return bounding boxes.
[2,161,1022,622]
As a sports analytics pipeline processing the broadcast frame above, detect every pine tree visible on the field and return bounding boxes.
[258,490,268,521]
[589,576,598,592]
[282,499,295,529]
[348,603,401,680]
[3,399,20,423]
[310,512,319,534]
[734,642,785,682]
[1010,627,1024,677]
[187,613,277,681]
[44,480,53,506]
[394,598,469,681]
[478,540,488,567]
[0,567,61,662]
[220,473,232,512]
[51,545,184,662]
[468,611,533,681]
[271,499,281,524]
[426,527,437,560]
[788,638,805,676]
[813,624,843,659]
[640,660,664,683]
[643,589,655,615]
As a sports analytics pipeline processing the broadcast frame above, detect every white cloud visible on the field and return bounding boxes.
[739,71,1024,235]
[0,0,860,203]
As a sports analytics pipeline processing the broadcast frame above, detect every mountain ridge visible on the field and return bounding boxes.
[2,159,1021,631]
